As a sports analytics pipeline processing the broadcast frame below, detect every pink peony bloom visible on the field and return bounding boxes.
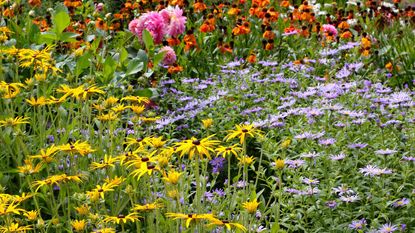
[159,46,177,66]
[160,6,187,38]
[322,24,338,37]
[129,11,167,44]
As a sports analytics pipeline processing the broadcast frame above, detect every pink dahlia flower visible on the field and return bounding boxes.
[159,46,177,66]
[322,24,338,37]
[129,11,167,44]
[160,6,187,38]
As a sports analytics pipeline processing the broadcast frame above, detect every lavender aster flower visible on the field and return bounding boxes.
[349,218,367,230]
[392,198,410,208]
[378,223,398,233]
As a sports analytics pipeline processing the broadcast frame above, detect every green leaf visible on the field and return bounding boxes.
[135,89,153,98]
[53,8,71,34]
[153,50,166,68]
[102,56,116,84]
[75,52,91,77]
[125,58,144,76]
[60,32,79,42]
[120,48,129,64]
[39,31,58,44]
[142,29,154,53]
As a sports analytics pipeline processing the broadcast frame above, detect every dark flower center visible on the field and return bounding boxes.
[242,129,249,133]
[141,157,150,162]
[192,140,201,145]
[98,189,104,192]
[117,214,125,219]
[226,147,232,151]
[222,220,229,223]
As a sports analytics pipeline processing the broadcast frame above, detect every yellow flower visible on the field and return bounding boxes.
[0,81,25,99]
[90,154,117,170]
[30,145,59,164]
[138,116,160,123]
[202,118,213,129]
[102,213,142,224]
[281,139,291,149]
[130,105,145,115]
[17,159,43,175]
[17,45,60,74]
[111,104,129,113]
[104,176,126,187]
[32,174,84,192]
[57,141,95,156]
[87,183,115,200]
[71,219,86,232]
[275,159,285,169]
[207,219,247,232]
[131,201,163,212]
[175,135,220,160]
[0,116,30,128]
[162,171,183,185]
[242,199,260,214]
[0,223,32,232]
[225,124,264,144]
[23,210,38,221]
[96,112,118,122]
[166,213,218,228]
[215,144,242,158]
[104,96,119,107]
[121,95,150,104]
[0,201,25,216]
[167,189,179,199]
[146,136,166,149]
[130,162,159,181]
[74,204,90,216]
[238,156,255,166]
[91,228,116,233]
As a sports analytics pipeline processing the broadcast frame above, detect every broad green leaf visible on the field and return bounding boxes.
[60,32,79,42]
[125,58,144,76]
[75,52,91,77]
[142,29,154,52]
[135,88,153,98]
[153,50,166,68]
[53,8,71,34]
[103,56,116,83]
[39,31,58,44]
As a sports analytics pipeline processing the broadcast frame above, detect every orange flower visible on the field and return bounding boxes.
[385,62,393,72]
[184,31,197,51]
[193,0,207,13]
[232,22,250,36]
[338,21,349,30]
[246,53,256,63]
[200,22,215,33]
[95,18,108,30]
[262,26,275,40]
[228,5,241,16]
[29,0,42,7]
[167,37,181,46]
[340,30,352,39]
[168,63,183,74]
[280,0,290,8]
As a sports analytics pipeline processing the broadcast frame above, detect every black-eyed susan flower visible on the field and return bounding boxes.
[215,144,242,158]
[175,135,220,160]
[30,145,59,164]
[162,170,183,185]
[206,219,247,232]
[0,81,25,99]
[0,201,25,216]
[225,124,263,144]
[102,213,141,224]
[17,159,43,175]
[201,118,213,129]
[242,199,260,214]
[0,223,32,232]
[121,95,150,104]
[130,105,146,115]
[90,154,117,170]
[57,141,95,156]
[274,159,285,169]
[130,162,159,180]
[25,96,48,107]
[32,174,84,192]
[71,219,86,232]
[237,156,255,166]
[165,213,218,228]
[74,204,90,216]
[23,210,38,221]
[91,228,116,233]
[131,201,163,212]
[0,116,30,128]
[146,136,166,149]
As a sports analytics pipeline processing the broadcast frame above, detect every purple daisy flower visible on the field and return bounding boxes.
[378,223,398,233]
[349,218,366,230]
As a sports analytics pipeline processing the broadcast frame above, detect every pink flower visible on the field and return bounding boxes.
[159,46,176,66]
[322,24,338,37]
[160,6,187,37]
[129,11,167,44]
